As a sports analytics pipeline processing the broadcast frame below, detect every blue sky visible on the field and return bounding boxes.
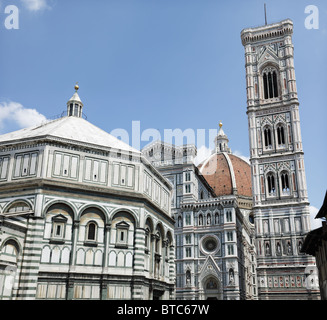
[0,0,326,225]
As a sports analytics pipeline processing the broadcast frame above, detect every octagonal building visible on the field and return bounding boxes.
[0,87,175,300]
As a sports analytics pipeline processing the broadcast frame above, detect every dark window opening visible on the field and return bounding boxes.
[277,126,285,145]
[264,128,272,147]
[87,223,96,241]
[56,225,61,236]
[281,172,290,192]
[69,103,73,116]
[267,174,276,195]
[263,74,268,99]
[263,70,279,99]
[273,71,278,97]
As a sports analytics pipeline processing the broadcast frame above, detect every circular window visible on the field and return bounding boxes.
[204,238,217,252]
[200,235,220,255]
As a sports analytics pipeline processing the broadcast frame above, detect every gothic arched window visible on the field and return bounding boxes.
[267,172,276,196]
[215,213,219,225]
[264,126,273,148]
[277,124,286,146]
[263,68,279,99]
[281,171,290,194]
[198,214,203,226]
[206,214,211,225]
[186,270,191,285]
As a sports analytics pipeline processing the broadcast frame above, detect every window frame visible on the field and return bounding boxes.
[86,221,97,242]
[262,67,279,100]
[50,214,68,243]
[115,221,130,248]
[266,172,277,197]
[226,210,233,223]
[263,126,273,150]
[280,171,291,196]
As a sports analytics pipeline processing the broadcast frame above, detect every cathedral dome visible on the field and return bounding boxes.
[198,153,252,197]
[198,123,252,198]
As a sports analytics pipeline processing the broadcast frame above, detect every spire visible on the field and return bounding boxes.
[214,121,231,154]
[67,83,83,117]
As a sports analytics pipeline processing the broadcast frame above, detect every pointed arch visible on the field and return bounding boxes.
[276,122,286,146]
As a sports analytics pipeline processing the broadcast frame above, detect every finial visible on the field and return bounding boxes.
[219,121,223,129]
[264,3,267,25]
[74,82,79,92]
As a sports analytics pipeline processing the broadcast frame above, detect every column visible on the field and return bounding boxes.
[150,234,156,276]
[15,216,44,300]
[133,227,145,275]
[131,227,146,300]
[169,244,175,283]
[69,220,80,268]
[102,223,111,268]
[100,223,111,300]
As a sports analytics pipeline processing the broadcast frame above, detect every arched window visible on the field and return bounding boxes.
[277,125,286,146]
[215,213,219,225]
[186,270,191,285]
[87,222,97,241]
[263,68,279,99]
[155,232,161,254]
[178,216,182,228]
[145,228,150,252]
[198,214,203,226]
[206,214,211,225]
[185,213,191,226]
[0,240,19,299]
[264,127,272,148]
[281,171,290,194]
[267,173,276,196]
[6,201,31,214]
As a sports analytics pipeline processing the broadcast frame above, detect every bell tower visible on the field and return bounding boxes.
[241,19,320,299]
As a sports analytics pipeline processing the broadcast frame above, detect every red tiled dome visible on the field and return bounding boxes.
[198,153,252,197]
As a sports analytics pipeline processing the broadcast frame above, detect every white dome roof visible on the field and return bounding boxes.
[0,116,140,154]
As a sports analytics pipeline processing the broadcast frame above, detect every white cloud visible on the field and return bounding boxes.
[233,150,250,164]
[309,206,322,230]
[21,0,50,11]
[194,145,212,166]
[0,101,47,133]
